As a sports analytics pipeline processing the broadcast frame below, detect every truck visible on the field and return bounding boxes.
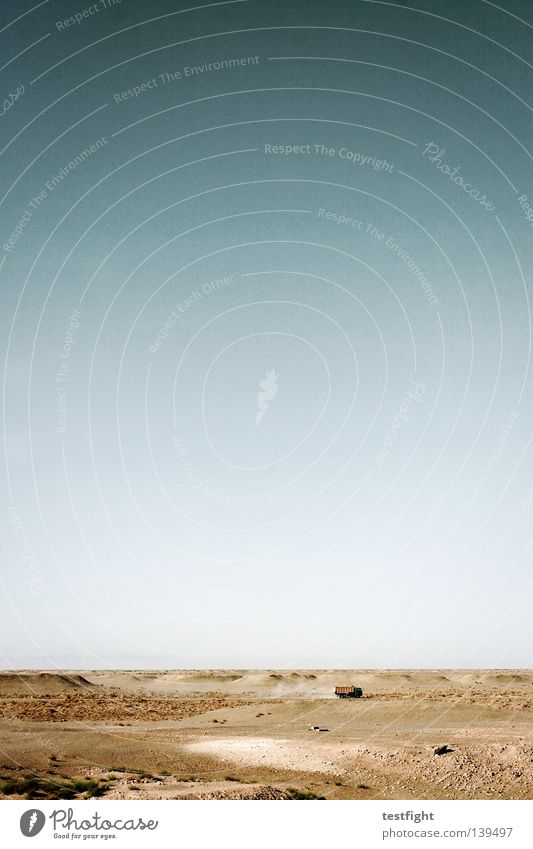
[335,685,363,698]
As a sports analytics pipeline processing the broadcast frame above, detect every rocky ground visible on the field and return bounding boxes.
[0,669,531,800]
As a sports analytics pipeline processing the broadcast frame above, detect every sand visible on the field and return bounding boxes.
[0,669,531,800]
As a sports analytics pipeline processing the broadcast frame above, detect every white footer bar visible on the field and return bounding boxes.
[1,799,531,848]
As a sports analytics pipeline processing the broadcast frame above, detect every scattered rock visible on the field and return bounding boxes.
[434,745,454,756]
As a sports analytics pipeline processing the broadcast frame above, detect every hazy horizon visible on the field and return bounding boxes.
[2,660,530,672]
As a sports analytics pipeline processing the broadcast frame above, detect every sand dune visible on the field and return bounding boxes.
[0,672,94,695]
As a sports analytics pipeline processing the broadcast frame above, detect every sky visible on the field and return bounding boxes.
[1,0,532,669]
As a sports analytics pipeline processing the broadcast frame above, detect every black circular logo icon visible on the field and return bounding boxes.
[20,809,46,837]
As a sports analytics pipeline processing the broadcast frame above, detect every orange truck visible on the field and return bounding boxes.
[335,685,363,698]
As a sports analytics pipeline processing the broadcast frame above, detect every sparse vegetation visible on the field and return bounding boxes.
[87,785,107,798]
[287,788,325,800]
[0,774,109,800]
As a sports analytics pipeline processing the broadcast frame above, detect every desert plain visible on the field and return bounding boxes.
[0,669,531,800]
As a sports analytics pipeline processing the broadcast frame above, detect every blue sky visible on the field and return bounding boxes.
[1,0,532,668]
